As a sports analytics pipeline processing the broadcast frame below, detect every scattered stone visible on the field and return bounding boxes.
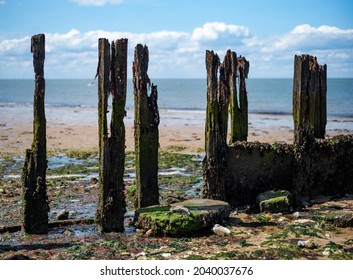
[324,211,353,227]
[56,209,69,220]
[63,229,75,236]
[297,240,317,249]
[256,190,292,213]
[212,224,231,236]
[293,211,300,218]
[89,177,98,185]
[294,219,316,226]
[161,253,172,258]
[134,199,231,237]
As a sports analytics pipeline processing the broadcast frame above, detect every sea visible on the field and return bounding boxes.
[0,78,353,117]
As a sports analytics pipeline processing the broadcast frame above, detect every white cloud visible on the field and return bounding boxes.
[70,0,124,6]
[0,23,352,78]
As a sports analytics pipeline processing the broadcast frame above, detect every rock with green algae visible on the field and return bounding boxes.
[324,211,353,227]
[133,199,231,237]
[256,190,292,213]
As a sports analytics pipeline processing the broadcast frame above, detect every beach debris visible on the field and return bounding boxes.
[21,34,49,234]
[256,190,293,213]
[133,44,160,209]
[212,224,231,236]
[95,38,127,233]
[56,209,69,220]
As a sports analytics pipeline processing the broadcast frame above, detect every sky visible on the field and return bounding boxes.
[0,0,352,79]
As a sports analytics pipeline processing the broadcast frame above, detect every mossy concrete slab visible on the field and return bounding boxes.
[256,190,292,213]
[134,199,231,237]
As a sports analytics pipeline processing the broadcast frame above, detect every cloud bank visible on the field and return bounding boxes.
[0,22,352,78]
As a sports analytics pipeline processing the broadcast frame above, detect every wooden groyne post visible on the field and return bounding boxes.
[21,34,49,234]
[203,50,229,200]
[203,50,249,200]
[95,38,128,232]
[133,44,160,209]
[293,55,327,146]
[230,54,249,143]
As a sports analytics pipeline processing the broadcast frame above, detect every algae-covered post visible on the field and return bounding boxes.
[230,54,249,143]
[21,34,49,234]
[95,38,127,232]
[293,55,327,146]
[133,44,160,209]
[203,50,229,201]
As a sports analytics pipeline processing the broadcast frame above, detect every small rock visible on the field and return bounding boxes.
[63,229,75,236]
[56,209,69,220]
[324,211,353,227]
[161,253,172,258]
[293,211,300,218]
[295,219,316,226]
[90,177,98,185]
[212,224,231,236]
[145,229,154,237]
[297,240,317,249]
[256,190,292,213]
[170,206,191,216]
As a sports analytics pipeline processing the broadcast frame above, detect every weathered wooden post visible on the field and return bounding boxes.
[293,55,327,146]
[203,50,229,201]
[95,38,127,232]
[229,54,249,143]
[21,34,49,234]
[133,44,160,209]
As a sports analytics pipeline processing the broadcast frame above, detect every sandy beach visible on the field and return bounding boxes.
[1,105,353,155]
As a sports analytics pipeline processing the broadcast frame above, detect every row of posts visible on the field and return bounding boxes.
[21,34,327,234]
[21,34,160,234]
[203,50,327,201]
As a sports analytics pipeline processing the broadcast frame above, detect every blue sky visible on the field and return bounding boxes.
[0,0,352,78]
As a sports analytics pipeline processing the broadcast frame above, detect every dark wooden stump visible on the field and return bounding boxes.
[95,38,127,232]
[133,44,160,209]
[21,34,49,234]
[203,50,229,201]
[293,54,327,146]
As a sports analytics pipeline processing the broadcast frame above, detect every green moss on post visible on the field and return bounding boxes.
[203,50,228,201]
[95,38,127,232]
[133,44,160,209]
[230,55,249,143]
[293,55,327,146]
[21,34,49,234]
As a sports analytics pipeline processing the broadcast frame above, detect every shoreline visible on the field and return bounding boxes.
[1,105,353,156]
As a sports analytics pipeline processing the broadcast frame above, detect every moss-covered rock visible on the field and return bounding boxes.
[256,190,292,213]
[324,211,353,227]
[134,199,231,237]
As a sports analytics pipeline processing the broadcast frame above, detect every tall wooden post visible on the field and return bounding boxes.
[133,44,160,209]
[95,38,127,232]
[203,50,229,201]
[293,55,327,146]
[21,34,49,234]
[229,54,249,143]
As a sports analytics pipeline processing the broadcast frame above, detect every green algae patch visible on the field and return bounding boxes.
[134,199,231,237]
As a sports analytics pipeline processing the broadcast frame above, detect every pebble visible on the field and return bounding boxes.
[292,211,300,218]
[161,253,172,258]
[212,224,231,236]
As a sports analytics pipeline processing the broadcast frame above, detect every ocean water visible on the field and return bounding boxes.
[0,78,352,117]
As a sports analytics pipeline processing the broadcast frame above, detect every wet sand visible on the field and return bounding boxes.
[1,105,353,155]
